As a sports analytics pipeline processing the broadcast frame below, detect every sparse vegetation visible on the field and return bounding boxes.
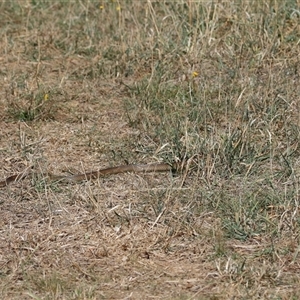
[0,0,300,299]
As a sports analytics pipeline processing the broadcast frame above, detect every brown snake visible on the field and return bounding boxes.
[0,162,182,188]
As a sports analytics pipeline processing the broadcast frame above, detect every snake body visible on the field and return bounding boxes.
[0,173,28,188]
[0,162,179,188]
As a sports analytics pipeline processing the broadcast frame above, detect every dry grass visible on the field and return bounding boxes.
[0,1,300,299]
